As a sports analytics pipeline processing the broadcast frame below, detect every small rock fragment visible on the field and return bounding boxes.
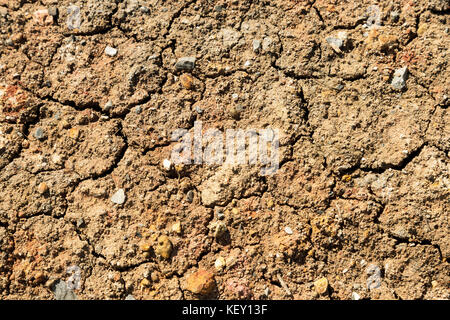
[154,235,173,259]
[53,280,78,300]
[34,127,45,140]
[125,294,136,300]
[352,292,361,300]
[417,23,428,36]
[37,182,49,194]
[140,6,150,14]
[180,73,194,90]
[214,257,226,271]
[171,221,182,235]
[252,39,261,52]
[103,100,113,112]
[366,264,382,290]
[186,190,194,203]
[105,46,118,57]
[134,106,142,114]
[76,218,84,228]
[175,57,196,71]
[111,189,126,205]
[162,159,172,171]
[262,37,273,51]
[68,127,79,140]
[284,226,293,235]
[391,66,408,90]
[314,277,329,295]
[326,32,347,53]
[186,269,216,296]
[211,221,228,240]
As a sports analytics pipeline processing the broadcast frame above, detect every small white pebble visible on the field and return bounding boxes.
[214,257,226,271]
[111,189,126,205]
[163,159,172,171]
[284,226,293,235]
[352,292,361,300]
[105,46,118,57]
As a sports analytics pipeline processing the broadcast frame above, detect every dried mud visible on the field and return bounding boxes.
[0,0,448,300]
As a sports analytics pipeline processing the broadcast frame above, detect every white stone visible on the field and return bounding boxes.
[111,189,126,204]
[352,292,361,300]
[163,159,172,171]
[214,257,226,271]
[105,46,118,57]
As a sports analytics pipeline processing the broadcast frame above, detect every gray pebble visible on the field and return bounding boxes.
[34,127,45,140]
[216,208,225,220]
[391,66,408,90]
[252,39,261,52]
[186,190,194,203]
[366,264,382,290]
[53,280,78,300]
[134,106,142,114]
[103,100,114,112]
[140,6,150,14]
[76,218,84,228]
[125,294,136,300]
[175,57,196,71]
[326,37,344,51]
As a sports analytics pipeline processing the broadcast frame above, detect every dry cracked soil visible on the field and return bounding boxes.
[0,0,449,300]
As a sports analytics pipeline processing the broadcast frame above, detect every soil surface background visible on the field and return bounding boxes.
[0,0,448,300]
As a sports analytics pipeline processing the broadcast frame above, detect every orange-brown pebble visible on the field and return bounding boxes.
[186,269,216,295]
[180,73,194,90]
[37,182,49,194]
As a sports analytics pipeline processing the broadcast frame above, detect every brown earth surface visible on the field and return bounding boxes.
[0,0,449,300]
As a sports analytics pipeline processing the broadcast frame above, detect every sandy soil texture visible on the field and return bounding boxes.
[0,0,448,300]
